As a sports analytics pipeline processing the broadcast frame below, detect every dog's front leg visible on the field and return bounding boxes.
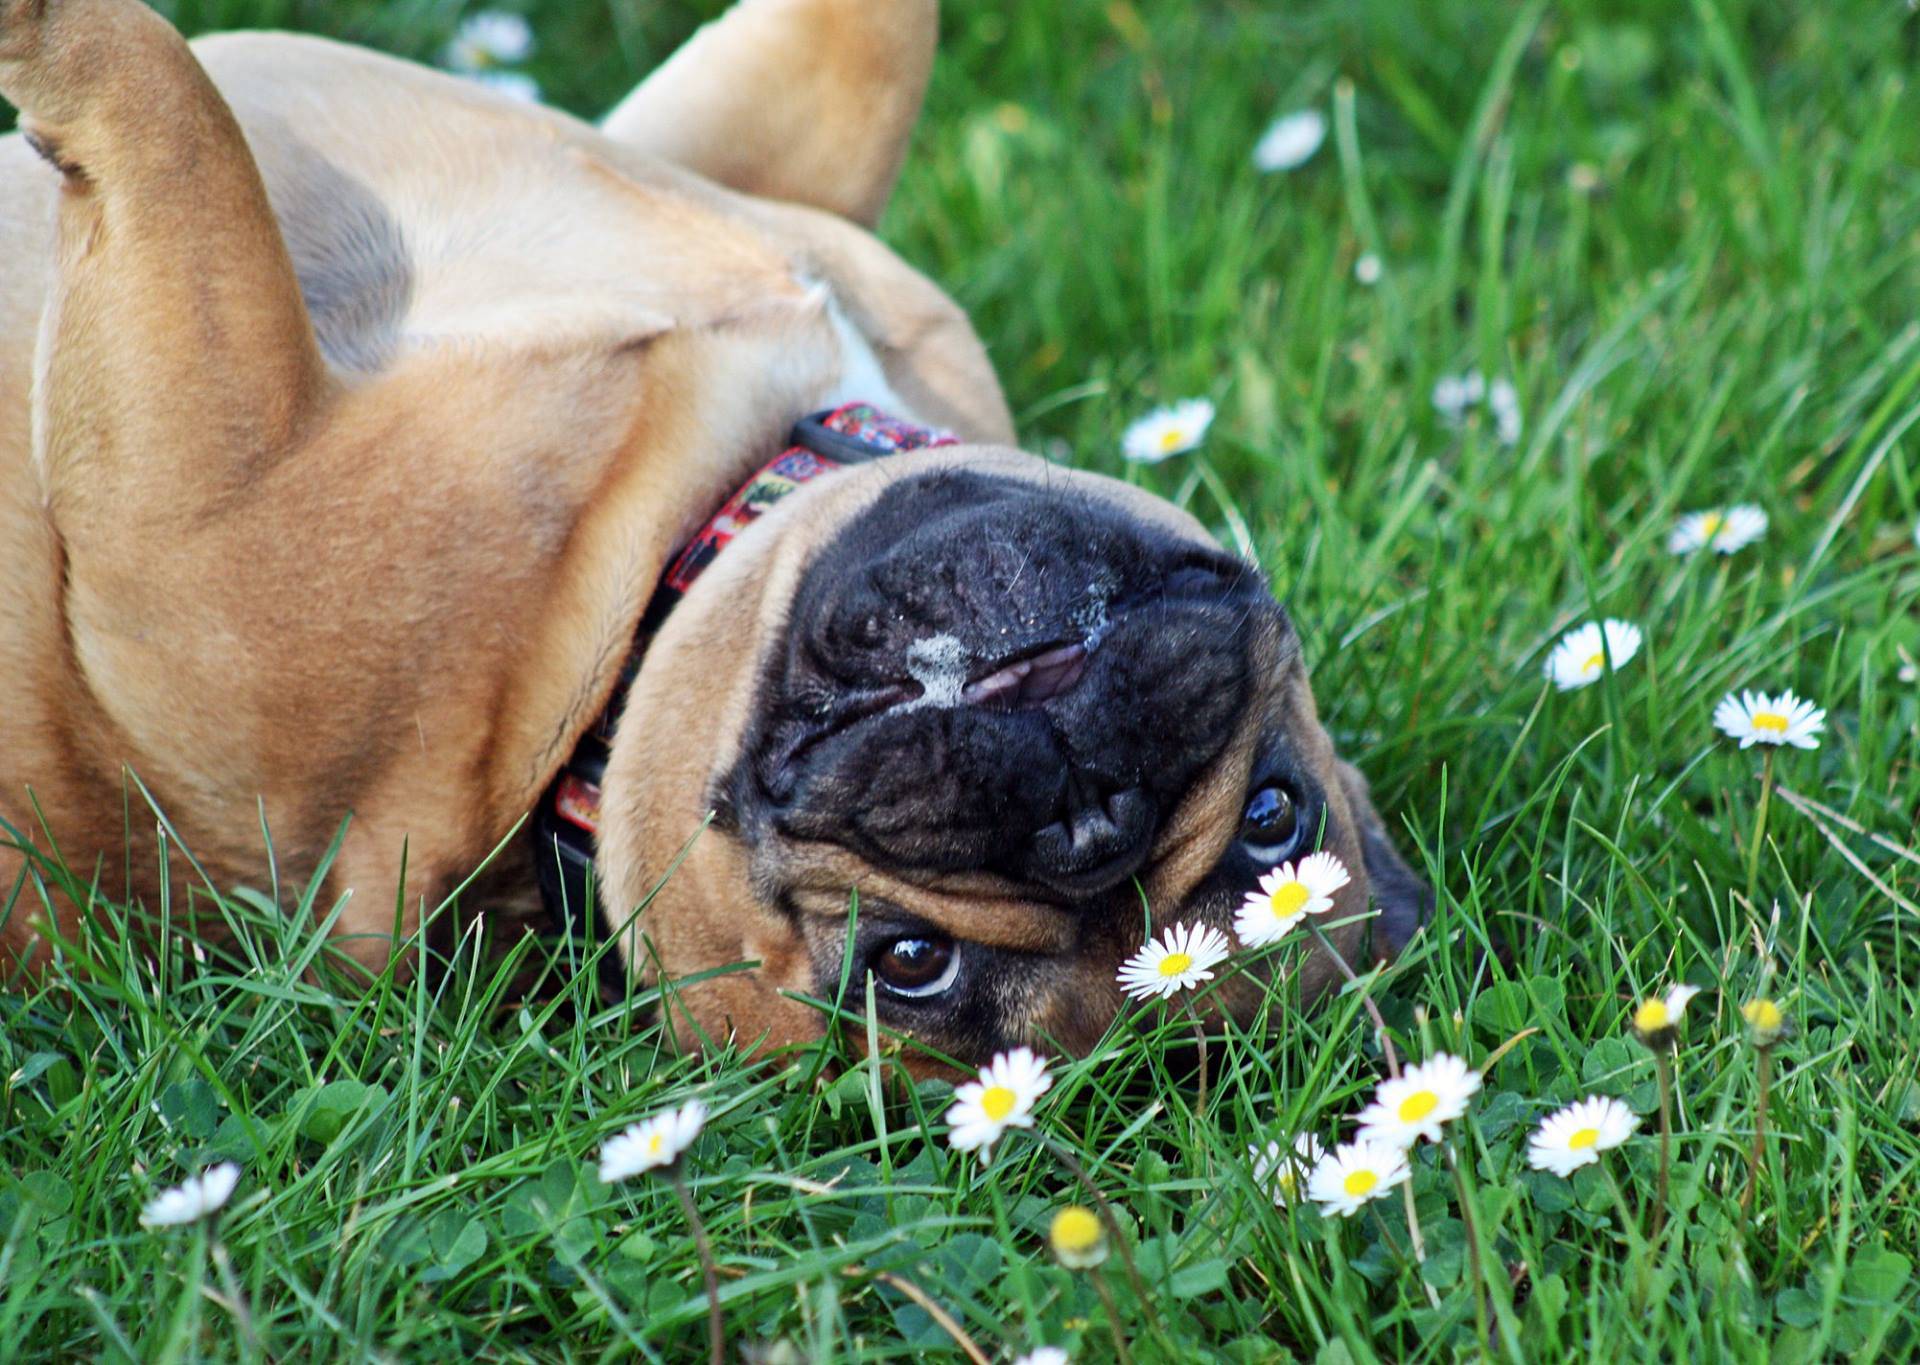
[0,0,330,542]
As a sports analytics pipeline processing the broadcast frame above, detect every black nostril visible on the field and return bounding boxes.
[1026,784,1157,898]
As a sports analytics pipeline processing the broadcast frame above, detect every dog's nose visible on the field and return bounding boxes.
[1027,778,1156,897]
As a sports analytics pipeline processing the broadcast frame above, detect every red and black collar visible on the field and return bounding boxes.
[530,402,958,960]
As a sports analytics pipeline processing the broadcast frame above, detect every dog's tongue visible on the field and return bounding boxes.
[963,642,1089,707]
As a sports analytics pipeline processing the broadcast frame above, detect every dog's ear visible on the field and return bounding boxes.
[1334,760,1431,960]
[601,0,937,227]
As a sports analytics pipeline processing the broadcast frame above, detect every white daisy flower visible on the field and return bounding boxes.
[1667,504,1768,556]
[1489,377,1522,446]
[1712,688,1826,750]
[1234,851,1351,948]
[1543,619,1643,691]
[1630,982,1702,1045]
[1431,370,1486,422]
[1526,1095,1639,1178]
[1307,1140,1411,1218]
[471,70,541,103]
[1253,108,1327,172]
[1012,1349,1069,1365]
[139,1163,241,1228]
[1354,1052,1482,1149]
[598,1098,708,1182]
[945,1047,1052,1160]
[1353,253,1383,286]
[1115,921,1232,1000]
[445,11,534,71]
[1121,398,1216,463]
[1250,1131,1326,1206]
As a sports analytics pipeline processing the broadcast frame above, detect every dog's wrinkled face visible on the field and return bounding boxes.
[597,449,1426,1069]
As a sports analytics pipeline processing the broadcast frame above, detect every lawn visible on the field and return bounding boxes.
[4,0,1920,1359]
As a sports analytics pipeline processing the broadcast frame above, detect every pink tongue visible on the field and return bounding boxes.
[963,642,1090,706]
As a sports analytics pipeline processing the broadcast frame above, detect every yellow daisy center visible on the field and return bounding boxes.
[1751,710,1789,734]
[1157,427,1186,452]
[1744,998,1784,1032]
[646,1134,664,1154]
[1700,513,1724,537]
[981,1086,1017,1121]
[1269,881,1310,917]
[1343,1169,1378,1197]
[1582,651,1607,674]
[1050,1206,1102,1254]
[1568,1127,1600,1150]
[1634,999,1669,1032]
[1398,1090,1439,1122]
[1277,1170,1298,1196]
[1158,951,1193,978]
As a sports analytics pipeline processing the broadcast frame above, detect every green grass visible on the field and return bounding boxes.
[6,0,1920,1359]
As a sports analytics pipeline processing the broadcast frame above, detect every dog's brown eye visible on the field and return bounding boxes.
[1241,785,1301,860]
[871,934,960,999]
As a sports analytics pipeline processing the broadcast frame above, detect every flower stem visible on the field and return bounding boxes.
[1087,1268,1138,1365]
[1184,996,1211,1123]
[1398,1175,1444,1310]
[1741,1044,1773,1219]
[1652,1051,1674,1245]
[1744,748,1776,910]
[1446,1142,1491,1355]
[1305,919,1400,1078]
[670,1166,724,1365]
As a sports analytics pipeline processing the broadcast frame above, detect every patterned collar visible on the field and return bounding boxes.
[530,403,958,954]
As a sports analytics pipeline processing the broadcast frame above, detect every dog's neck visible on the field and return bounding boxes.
[530,402,957,956]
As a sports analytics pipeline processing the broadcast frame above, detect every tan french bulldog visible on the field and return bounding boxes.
[0,0,1426,1065]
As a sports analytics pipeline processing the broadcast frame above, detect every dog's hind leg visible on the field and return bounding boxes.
[601,0,937,226]
[0,0,331,545]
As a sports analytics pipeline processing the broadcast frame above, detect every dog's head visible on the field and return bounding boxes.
[595,447,1427,1066]
[583,0,1426,1068]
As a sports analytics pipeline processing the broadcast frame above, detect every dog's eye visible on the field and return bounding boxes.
[871,934,961,999]
[1240,785,1301,862]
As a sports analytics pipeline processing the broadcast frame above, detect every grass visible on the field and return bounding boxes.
[5,0,1920,1358]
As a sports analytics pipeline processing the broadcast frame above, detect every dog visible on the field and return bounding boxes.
[0,0,1428,1066]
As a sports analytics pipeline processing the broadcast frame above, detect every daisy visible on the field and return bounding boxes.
[1253,109,1327,172]
[1543,619,1643,691]
[140,1163,241,1228]
[1489,377,1522,446]
[945,1047,1052,1159]
[1668,504,1768,556]
[1116,922,1232,1000]
[598,1098,707,1182]
[1431,370,1486,422]
[1354,1052,1482,1148]
[1307,1140,1411,1218]
[1630,982,1701,1049]
[471,70,541,103]
[1742,996,1786,1047]
[445,12,534,72]
[1712,688,1826,750]
[1013,1350,1069,1365]
[1526,1095,1638,1178]
[1234,852,1350,948]
[1048,1205,1107,1270]
[1250,1131,1326,1207]
[1121,398,1216,463]
[1354,253,1383,286]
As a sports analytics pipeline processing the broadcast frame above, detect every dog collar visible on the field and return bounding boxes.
[531,402,958,960]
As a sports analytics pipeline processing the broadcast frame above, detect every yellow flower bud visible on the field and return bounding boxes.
[1742,997,1785,1046]
[1048,1205,1107,1270]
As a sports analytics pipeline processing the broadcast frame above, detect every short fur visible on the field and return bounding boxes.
[0,0,1425,1069]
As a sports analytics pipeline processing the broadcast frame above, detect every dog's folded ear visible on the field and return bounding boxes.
[601,0,938,227]
[1334,760,1431,961]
